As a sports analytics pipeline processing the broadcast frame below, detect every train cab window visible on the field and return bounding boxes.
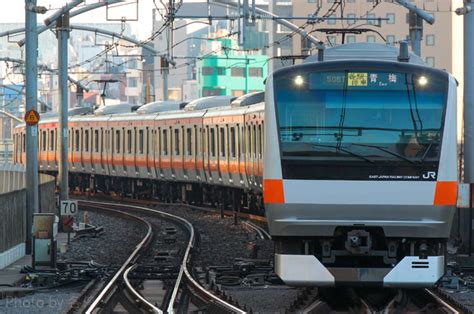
[163,129,168,155]
[84,129,90,152]
[75,130,80,151]
[174,128,180,155]
[116,130,121,153]
[220,127,226,158]
[186,128,192,156]
[210,128,216,157]
[138,129,144,154]
[50,130,55,151]
[94,130,99,153]
[230,127,236,158]
[127,129,132,154]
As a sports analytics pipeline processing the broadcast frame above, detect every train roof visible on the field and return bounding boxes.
[304,43,426,65]
[136,100,187,114]
[231,91,264,107]
[94,103,141,115]
[184,95,235,111]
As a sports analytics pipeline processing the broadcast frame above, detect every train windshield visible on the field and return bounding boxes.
[274,68,449,180]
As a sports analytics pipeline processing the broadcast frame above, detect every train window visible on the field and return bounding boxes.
[163,129,168,155]
[94,130,99,153]
[127,129,132,154]
[100,129,104,152]
[139,129,144,154]
[230,127,236,158]
[241,126,245,156]
[203,127,207,155]
[260,123,264,157]
[22,134,25,153]
[84,129,89,152]
[116,130,121,153]
[247,125,252,158]
[174,128,180,155]
[75,130,80,151]
[258,124,262,158]
[194,126,198,157]
[186,128,192,156]
[42,130,46,151]
[220,127,226,157]
[253,125,257,158]
[210,128,216,157]
[146,128,150,155]
[50,130,55,151]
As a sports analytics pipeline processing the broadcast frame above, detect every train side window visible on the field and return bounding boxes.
[219,127,226,158]
[163,129,168,155]
[42,130,46,151]
[260,122,264,157]
[186,128,192,156]
[85,129,90,152]
[94,129,99,153]
[253,125,257,158]
[116,129,121,153]
[203,127,208,156]
[145,128,150,155]
[75,130,80,151]
[139,129,144,154]
[100,128,104,152]
[210,128,216,157]
[22,134,25,153]
[247,125,252,158]
[174,128,180,155]
[126,129,132,154]
[194,126,198,157]
[241,126,245,157]
[50,130,55,151]
[230,127,236,158]
[258,124,262,158]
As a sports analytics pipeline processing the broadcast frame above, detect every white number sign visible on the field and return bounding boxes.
[61,200,78,216]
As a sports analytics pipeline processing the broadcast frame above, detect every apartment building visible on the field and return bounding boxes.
[292,0,463,75]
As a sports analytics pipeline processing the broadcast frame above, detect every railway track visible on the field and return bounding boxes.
[75,200,245,314]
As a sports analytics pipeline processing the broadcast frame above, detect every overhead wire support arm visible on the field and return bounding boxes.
[43,0,84,26]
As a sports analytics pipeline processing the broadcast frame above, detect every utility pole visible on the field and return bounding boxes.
[394,0,434,56]
[25,0,40,254]
[163,0,174,101]
[462,0,474,253]
[57,13,70,217]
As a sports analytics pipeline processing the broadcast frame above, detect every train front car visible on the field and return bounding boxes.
[264,57,458,287]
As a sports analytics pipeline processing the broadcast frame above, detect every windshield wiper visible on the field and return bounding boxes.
[350,143,417,164]
[420,142,434,162]
[311,143,373,163]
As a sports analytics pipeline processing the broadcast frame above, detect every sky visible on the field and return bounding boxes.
[0,0,169,39]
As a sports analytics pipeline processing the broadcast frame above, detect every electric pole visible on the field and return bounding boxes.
[57,13,70,217]
[25,0,40,254]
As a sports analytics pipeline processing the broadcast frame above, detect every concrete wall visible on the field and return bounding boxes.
[0,165,56,268]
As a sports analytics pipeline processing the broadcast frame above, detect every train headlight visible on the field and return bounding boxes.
[294,75,304,86]
[418,76,428,86]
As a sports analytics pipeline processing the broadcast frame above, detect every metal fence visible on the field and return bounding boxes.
[0,164,56,254]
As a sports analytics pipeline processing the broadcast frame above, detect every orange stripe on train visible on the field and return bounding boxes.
[434,181,458,206]
[264,179,285,204]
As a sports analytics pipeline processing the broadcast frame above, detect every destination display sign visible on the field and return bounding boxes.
[309,71,408,90]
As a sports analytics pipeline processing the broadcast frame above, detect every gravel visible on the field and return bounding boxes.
[59,209,147,265]
[150,204,300,313]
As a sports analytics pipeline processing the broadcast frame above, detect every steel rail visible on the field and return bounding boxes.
[77,199,246,314]
[83,203,155,314]
[242,220,271,240]
[424,289,460,314]
[123,265,163,314]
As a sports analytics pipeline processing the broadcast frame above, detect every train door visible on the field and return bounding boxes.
[256,122,263,188]
[229,125,239,186]
[209,126,219,183]
[99,128,105,173]
[203,126,210,183]
[162,127,172,180]
[155,127,162,179]
[196,126,205,182]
